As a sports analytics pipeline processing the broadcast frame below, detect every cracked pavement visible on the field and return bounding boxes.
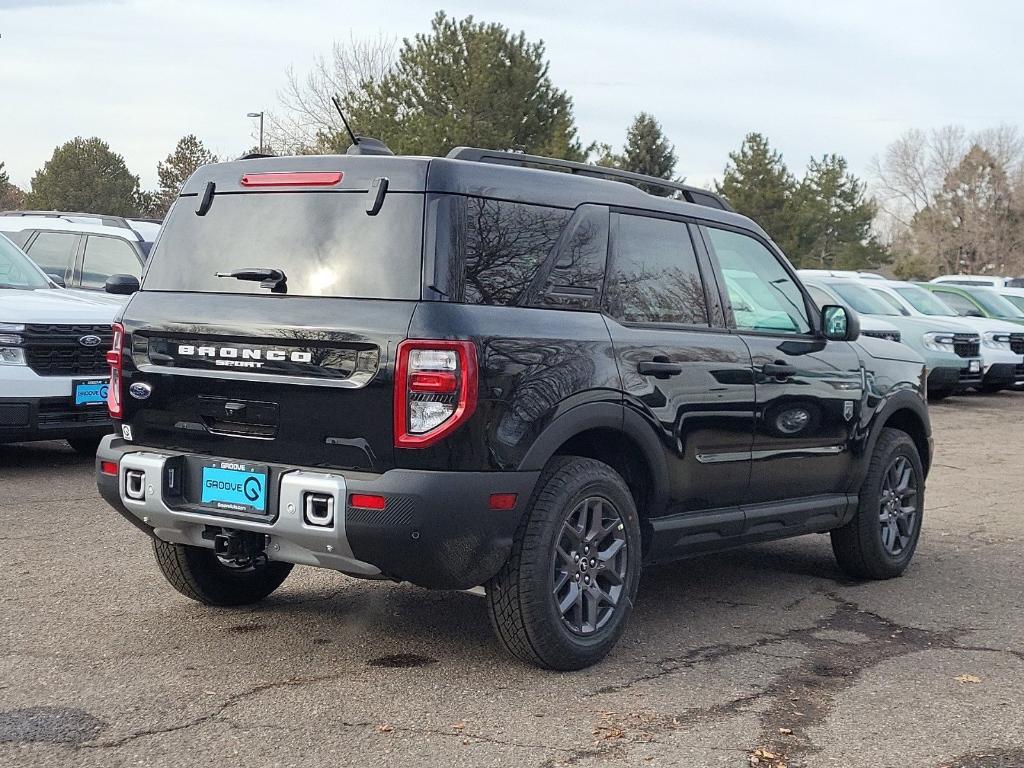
[2,393,1023,767]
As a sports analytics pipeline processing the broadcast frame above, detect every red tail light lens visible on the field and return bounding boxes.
[240,171,343,187]
[100,460,118,476]
[106,322,124,419]
[394,340,477,448]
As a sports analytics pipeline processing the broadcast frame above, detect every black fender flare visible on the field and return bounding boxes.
[517,401,670,516]
[857,388,932,487]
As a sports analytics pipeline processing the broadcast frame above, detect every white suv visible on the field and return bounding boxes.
[871,280,1024,392]
[0,212,146,294]
[0,233,121,453]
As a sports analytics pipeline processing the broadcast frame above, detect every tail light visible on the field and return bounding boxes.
[106,322,124,419]
[394,340,477,448]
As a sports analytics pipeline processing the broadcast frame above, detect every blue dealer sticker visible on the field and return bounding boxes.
[200,466,267,512]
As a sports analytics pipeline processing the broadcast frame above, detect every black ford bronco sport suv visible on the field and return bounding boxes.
[96,146,932,670]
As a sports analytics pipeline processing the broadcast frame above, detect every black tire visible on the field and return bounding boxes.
[67,435,103,457]
[485,456,642,671]
[978,382,1005,394]
[927,389,953,402]
[152,539,293,606]
[831,428,925,580]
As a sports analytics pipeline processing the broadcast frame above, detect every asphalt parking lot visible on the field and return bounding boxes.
[1,394,1022,768]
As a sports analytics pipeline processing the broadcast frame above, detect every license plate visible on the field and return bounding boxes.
[200,461,268,514]
[74,379,109,405]
[969,360,981,373]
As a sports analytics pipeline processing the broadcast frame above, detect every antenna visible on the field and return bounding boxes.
[331,95,360,146]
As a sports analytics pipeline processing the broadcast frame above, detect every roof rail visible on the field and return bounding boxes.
[0,210,134,229]
[445,147,735,212]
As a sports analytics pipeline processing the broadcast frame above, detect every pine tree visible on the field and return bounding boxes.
[715,133,797,252]
[790,154,888,269]
[27,137,141,217]
[341,12,584,159]
[154,135,218,216]
[0,161,25,210]
[621,113,677,192]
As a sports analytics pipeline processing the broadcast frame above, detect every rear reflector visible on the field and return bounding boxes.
[240,171,343,187]
[349,493,386,510]
[488,493,518,511]
[100,460,118,476]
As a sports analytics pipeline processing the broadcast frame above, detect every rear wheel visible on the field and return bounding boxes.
[152,539,292,606]
[978,382,1006,394]
[927,389,953,402]
[486,457,641,670]
[831,428,924,580]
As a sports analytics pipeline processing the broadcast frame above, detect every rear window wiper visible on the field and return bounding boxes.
[215,267,287,294]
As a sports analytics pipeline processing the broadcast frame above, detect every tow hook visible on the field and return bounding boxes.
[212,529,266,567]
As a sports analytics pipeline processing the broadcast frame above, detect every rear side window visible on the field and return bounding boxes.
[3,230,31,248]
[25,231,79,279]
[605,214,708,326]
[81,235,142,289]
[144,192,424,299]
[449,197,573,306]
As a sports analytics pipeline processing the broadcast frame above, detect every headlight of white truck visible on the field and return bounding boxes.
[982,332,1012,350]
[922,332,956,353]
[0,323,26,365]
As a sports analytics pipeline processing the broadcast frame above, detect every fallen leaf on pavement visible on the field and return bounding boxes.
[955,674,982,684]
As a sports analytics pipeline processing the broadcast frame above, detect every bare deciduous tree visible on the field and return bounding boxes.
[264,33,397,154]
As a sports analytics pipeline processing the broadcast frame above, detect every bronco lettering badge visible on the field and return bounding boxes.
[176,344,313,369]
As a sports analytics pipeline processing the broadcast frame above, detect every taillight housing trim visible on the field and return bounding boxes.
[106,322,124,419]
[394,339,478,449]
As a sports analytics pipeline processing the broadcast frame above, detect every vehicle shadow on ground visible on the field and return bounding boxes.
[221,538,849,663]
[0,440,95,469]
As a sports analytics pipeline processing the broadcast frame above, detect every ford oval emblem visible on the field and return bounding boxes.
[128,382,152,400]
[79,334,102,347]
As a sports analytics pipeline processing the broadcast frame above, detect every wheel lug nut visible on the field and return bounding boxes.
[574,573,580,581]
[574,554,580,562]
[584,576,590,584]
[584,546,590,554]
[590,559,596,567]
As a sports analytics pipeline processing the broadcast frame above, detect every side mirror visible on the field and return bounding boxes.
[105,274,140,295]
[47,273,66,288]
[822,304,860,341]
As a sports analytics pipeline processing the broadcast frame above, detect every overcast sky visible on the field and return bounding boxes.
[2,0,1022,191]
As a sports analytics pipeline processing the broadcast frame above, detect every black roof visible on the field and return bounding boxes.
[181,149,764,238]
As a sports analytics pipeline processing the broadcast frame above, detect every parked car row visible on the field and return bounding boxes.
[798,270,1024,399]
[0,210,159,451]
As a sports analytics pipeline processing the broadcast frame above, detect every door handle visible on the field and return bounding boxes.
[638,359,683,379]
[762,361,798,379]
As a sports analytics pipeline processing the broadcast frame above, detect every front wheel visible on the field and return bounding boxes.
[152,539,293,606]
[67,435,104,457]
[486,456,642,670]
[831,428,924,580]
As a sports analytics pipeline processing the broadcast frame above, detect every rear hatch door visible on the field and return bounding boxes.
[119,158,428,472]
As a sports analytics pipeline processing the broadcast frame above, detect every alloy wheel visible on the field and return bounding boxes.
[879,455,919,556]
[552,496,628,635]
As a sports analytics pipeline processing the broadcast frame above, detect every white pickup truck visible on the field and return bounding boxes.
[0,233,122,453]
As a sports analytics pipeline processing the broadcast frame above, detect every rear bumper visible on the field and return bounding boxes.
[95,435,539,590]
[0,395,112,443]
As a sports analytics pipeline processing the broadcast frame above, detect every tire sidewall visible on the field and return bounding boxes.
[524,463,642,664]
[861,433,925,574]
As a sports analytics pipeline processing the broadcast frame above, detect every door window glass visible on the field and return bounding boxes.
[704,227,810,334]
[25,231,78,279]
[81,236,142,289]
[933,290,981,316]
[606,214,708,325]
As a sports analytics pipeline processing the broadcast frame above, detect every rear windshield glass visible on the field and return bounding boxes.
[143,192,423,299]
